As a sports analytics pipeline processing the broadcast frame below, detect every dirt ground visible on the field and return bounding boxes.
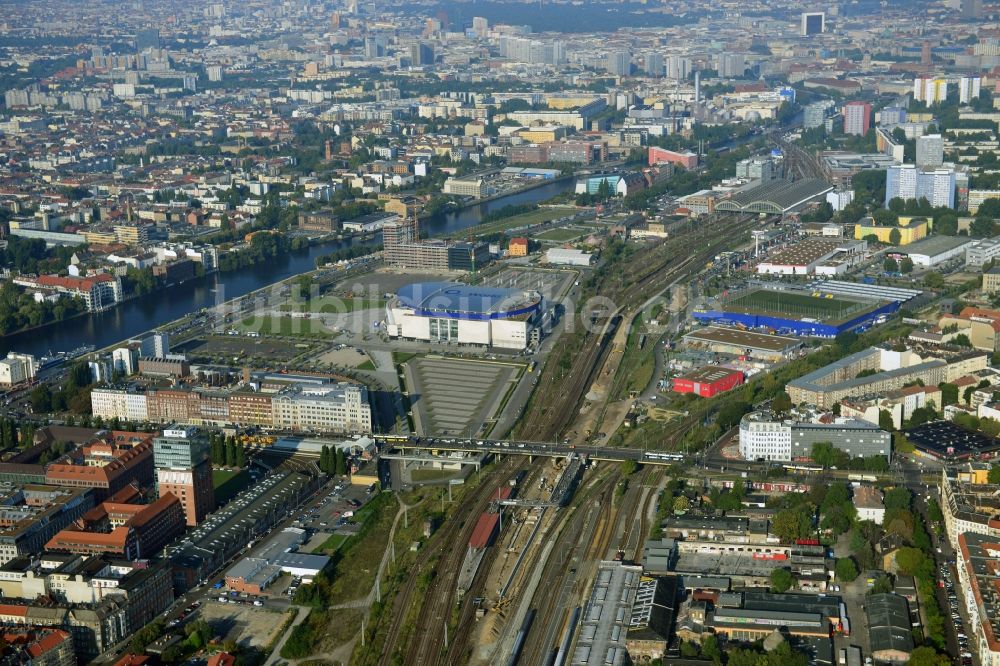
[199,600,291,649]
[316,347,370,367]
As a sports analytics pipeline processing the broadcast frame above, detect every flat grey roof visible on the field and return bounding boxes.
[890,234,973,257]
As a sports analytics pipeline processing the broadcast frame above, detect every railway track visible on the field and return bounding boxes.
[369,460,519,666]
[403,459,526,666]
[376,213,761,663]
[516,472,618,666]
[515,214,758,444]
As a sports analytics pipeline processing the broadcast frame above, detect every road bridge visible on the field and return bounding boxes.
[377,435,683,465]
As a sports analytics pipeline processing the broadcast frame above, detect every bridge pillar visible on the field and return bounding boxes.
[528,455,533,463]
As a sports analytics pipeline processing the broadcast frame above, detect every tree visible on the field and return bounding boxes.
[938,382,958,407]
[978,198,1000,219]
[770,567,795,593]
[907,647,953,666]
[716,400,750,429]
[936,213,959,236]
[620,459,638,476]
[835,557,859,582]
[29,385,52,414]
[924,271,945,289]
[596,178,613,201]
[989,464,1000,484]
[900,256,914,273]
[871,575,894,594]
[701,634,721,664]
[884,487,912,511]
[772,391,792,413]
[680,641,700,658]
[971,216,997,239]
[889,228,902,245]
[772,508,812,542]
[896,548,933,576]
[883,256,899,273]
[879,409,895,432]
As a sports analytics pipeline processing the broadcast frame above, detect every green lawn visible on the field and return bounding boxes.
[534,227,586,242]
[237,315,335,339]
[315,533,350,554]
[409,468,458,482]
[213,469,251,505]
[452,207,575,238]
[281,296,385,314]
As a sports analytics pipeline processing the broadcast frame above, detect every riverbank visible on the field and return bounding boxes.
[0,176,577,358]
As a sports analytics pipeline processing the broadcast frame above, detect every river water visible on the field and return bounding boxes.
[0,178,576,357]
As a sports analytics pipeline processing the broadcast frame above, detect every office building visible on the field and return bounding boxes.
[607,51,631,76]
[153,426,214,527]
[645,52,664,77]
[801,11,825,35]
[959,76,982,104]
[914,78,948,105]
[471,16,489,38]
[666,55,690,80]
[966,237,1000,268]
[271,384,372,433]
[736,157,778,181]
[738,411,891,462]
[843,101,872,136]
[717,53,746,78]
[787,346,984,408]
[885,165,956,209]
[46,434,155,502]
[128,332,169,359]
[803,102,828,129]
[916,134,944,168]
[364,36,386,59]
[0,353,37,387]
[0,488,96,566]
[45,492,185,559]
[961,0,983,19]
[409,42,434,66]
[135,28,160,51]
[382,218,489,272]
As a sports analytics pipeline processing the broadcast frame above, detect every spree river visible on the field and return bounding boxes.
[0,178,576,358]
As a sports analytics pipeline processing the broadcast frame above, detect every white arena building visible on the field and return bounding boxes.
[385,282,543,349]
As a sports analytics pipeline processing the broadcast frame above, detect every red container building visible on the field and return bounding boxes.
[672,366,744,398]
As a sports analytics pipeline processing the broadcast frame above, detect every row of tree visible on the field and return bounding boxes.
[318,444,348,476]
[207,432,248,468]
[0,417,30,450]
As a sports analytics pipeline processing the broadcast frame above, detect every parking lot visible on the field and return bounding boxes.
[406,356,522,437]
[289,478,376,557]
[477,266,576,302]
[175,334,315,364]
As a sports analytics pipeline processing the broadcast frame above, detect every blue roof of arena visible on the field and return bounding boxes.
[397,282,536,317]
